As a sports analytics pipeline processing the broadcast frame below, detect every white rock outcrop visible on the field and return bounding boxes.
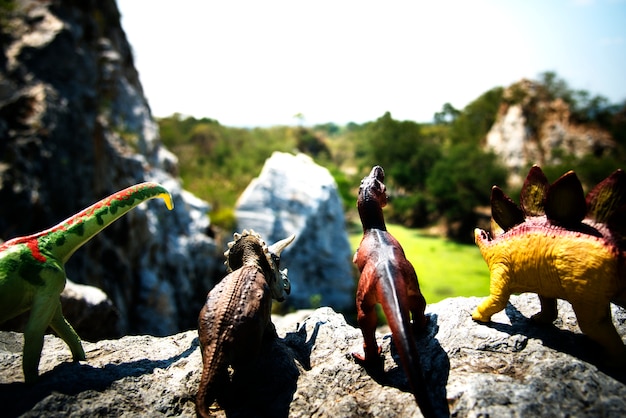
[235,152,354,311]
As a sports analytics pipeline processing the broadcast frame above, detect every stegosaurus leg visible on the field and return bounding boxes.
[531,296,558,324]
[572,302,626,367]
[472,265,511,322]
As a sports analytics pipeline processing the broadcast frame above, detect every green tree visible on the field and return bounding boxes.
[449,87,503,145]
[426,144,507,242]
[434,102,461,125]
[363,112,441,192]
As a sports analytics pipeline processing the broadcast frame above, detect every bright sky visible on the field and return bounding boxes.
[117,0,626,128]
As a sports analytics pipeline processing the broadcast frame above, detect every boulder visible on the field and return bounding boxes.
[2,294,626,417]
[235,152,355,311]
[0,0,221,335]
[1,280,121,342]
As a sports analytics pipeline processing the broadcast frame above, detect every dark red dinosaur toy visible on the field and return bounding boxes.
[352,166,437,417]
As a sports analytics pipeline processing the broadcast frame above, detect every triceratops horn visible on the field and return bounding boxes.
[268,234,296,256]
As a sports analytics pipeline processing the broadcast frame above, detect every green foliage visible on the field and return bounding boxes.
[346,112,446,227]
[539,153,624,192]
[157,115,296,229]
[0,0,16,30]
[433,102,461,125]
[448,87,503,145]
[327,165,355,211]
[426,144,508,240]
[362,112,442,191]
[293,127,331,160]
[309,294,323,309]
[538,71,620,132]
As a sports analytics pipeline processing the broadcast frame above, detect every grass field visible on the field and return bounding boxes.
[348,224,491,304]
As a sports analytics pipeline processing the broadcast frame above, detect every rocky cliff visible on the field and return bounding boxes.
[485,79,616,185]
[0,0,220,335]
[2,294,625,417]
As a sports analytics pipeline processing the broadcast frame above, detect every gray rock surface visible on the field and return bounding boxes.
[235,152,355,311]
[2,294,626,417]
[0,0,220,335]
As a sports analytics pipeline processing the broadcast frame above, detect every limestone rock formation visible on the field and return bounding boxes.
[2,294,625,417]
[235,151,355,311]
[0,0,220,335]
[485,79,616,185]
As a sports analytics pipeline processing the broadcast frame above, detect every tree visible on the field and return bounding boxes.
[363,112,441,192]
[427,144,507,241]
[434,102,461,125]
[449,87,503,145]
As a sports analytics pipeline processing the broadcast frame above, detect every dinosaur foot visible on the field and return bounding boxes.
[411,314,430,334]
[351,348,384,375]
[530,310,557,325]
[471,309,491,323]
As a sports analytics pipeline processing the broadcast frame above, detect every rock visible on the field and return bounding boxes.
[235,152,355,311]
[59,280,121,341]
[1,279,121,342]
[2,294,626,417]
[0,0,221,335]
[485,79,616,186]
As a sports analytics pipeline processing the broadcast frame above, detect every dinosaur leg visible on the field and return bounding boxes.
[531,296,558,324]
[573,303,626,367]
[472,293,511,322]
[409,290,428,333]
[472,266,511,322]
[22,294,59,383]
[353,296,383,370]
[49,301,86,361]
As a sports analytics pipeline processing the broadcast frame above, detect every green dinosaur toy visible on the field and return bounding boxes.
[0,182,173,382]
[472,165,626,366]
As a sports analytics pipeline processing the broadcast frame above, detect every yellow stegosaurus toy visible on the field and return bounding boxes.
[472,165,626,366]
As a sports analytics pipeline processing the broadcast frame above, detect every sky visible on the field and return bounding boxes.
[117,0,626,128]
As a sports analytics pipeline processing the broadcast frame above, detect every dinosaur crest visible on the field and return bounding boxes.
[489,165,626,244]
[224,229,295,300]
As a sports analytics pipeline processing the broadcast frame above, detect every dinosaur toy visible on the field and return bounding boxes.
[352,166,436,417]
[196,229,295,417]
[472,165,626,366]
[0,182,173,383]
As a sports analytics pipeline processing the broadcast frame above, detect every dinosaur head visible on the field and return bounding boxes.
[473,228,492,259]
[224,229,296,301]
[358,165,388,208]
[474,228,492,265]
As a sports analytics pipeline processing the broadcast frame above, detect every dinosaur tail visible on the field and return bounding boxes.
[196,346,228,418]
[379,279,436,418]
[40,182,173,264]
